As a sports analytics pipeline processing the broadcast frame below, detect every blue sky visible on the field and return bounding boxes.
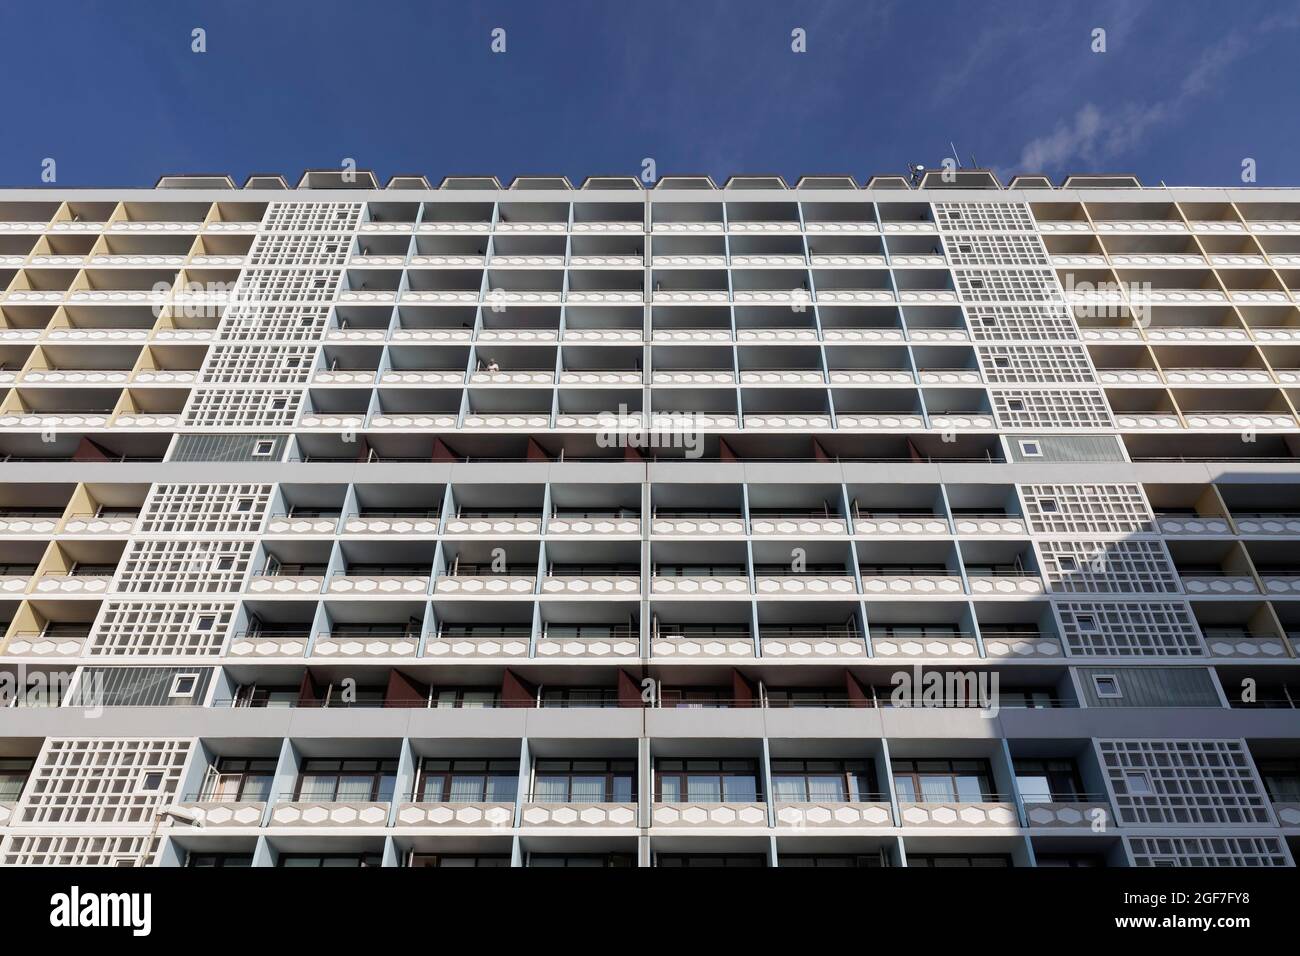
[2,0,1298,187]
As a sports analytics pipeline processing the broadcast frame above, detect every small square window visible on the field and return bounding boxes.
[169,674,200,698]
[137,771,166,793]
[1006,399,1025,412]
[194,615,216,632]
[235,498,254,512]
[1124,770,1152,794]
[1093,675,1123,699]
[1076,614,1098,632]
[252,440,275,457]
[979,315,997,327]
[214,556,234,571]
[970,278,985,289]
[1018,440,1042,458]
[1040,498,1059,513]
[1057,555,1079,572]
[993,356,1010,368]
[270,398,288,411]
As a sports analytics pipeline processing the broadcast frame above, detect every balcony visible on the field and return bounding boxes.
[749,512,847,536]
[433,569,535,596]
[424,626,531,658]
[967,571,1045,596]
[651,802,768,827]
[175,793,267,828]
[651,573,749,596]
[535,626,639,659]
[520,800,638,827]
[774,799,892,827]
[226,628,312,658]
[760,626,867,658]
[396,797,514,828]
[651,512,746,536]
[540,568,640,597]
[897,799,1018,827]
[267,795,391,828]
[1022,795,1113,829]
[651,627,753,659]
[755,570,857,596]
[312,628,422,658]
[326,570,430,596]
[859,571,963,596]
[870,631,979,659]
[443,512,541,535]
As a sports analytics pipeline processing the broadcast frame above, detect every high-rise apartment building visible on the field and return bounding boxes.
[0,168,1297,868]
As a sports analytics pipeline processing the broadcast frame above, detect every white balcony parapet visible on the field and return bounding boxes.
[653,221,724,233]
[835,413,927,430]
[557,370,643,385]
[1023,801,1112,828]
[650,635,753,657]
[388,328,472,343]
[541,575,641,596]
[1202,633,1289,658]
[108,220,202,232]
[327,574,429,595]
[443,516,541,535]
[755,574,858,595]
[268,800,391,827]
[979,634,1064,658]
[495,221,568,233]
[312,369,376,384]
[1249,220,1300,233]
[535,635,640,658]
[1114,413,1182,429]
[918,368,982,384]
[1184,413,1294,429]
[951,515,1026,535]
[829,369,914,385]
[245,575,323,595]
[651,576,749,596]
[348,255,406,267]
[651,517,746,536]
[423,634,530,658]
[761,635,868,657]
[312,633,421,657]
[563,328,643,342]
[804,221,878,233]
[0,516,59,534]
[816,289,895,303]
[858,515,950,535]
[475,328,557,342]
[810,254,886,266]
[1,630,84,656]
[898,801,1018,827]
[651,328,732,343]
[357,413,450,431]
[416,221,491,233]
[926,414,996,429]
[341,516,439,535]
[1110,254,1205,267]
[112,413,180,429]
[131,369,196,384]
[774,802,892,827]
[749,515,845,535]
[408,254,486,267]
[565,290,643,304]
[379,369,464,385]
[652,369,734,384]
[652,290,728,304]
[152,328,216,342]
[651,802,768,827]
[1157,515,1231,534]
[871,635,979,657]
[1097,368,1162,384]
[740,369,824,384]
[1162,368,1273,384]
[469,370,553,385]
[729,254,806,267]
[1179,575,1258,595]
[1260,575,1300,595]
[266,516,337,535]
[821,328,906,343]
[462,414,551,429]
[1190,220,1247,232]
[728,220,801,233]
[567,255,643,268]
[520,802,638,826]
[1144,326,1248,342]
[968,575,1045,596]
[173,801,266,828]
[882,222,938,233]
[298,413,366,429]
[1094,220,1186,232]
[859,574,964,596]
[43,327,148,343]
[325,327,387,342]
[743,414,832,429]
[433,575,535,595]
[907,328,971,342]
[1234,514,1300,534]
[0,412,110,428]
[898,290,959,303]
[395,802,514,828]
[546,516,640,535]
[337,289,396,304]
[358,221,415,233]
[652,254,728,267]
[62,515,135,535]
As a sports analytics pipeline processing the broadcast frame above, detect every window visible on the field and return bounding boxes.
[994,356,1010,368]
[294,759,397,802]
[892,759,994,802]
[194,614,216,632]
[168,673,200,698]
[1058,555,1078,572]
[187,853,253,867]
[1093,674,1123,699]
[1006,399,1025,412]
[137,771,166,794]
[0,758,33,802]
[200,758,276,802]
[235,497,254,512]
[408,854,510,868]
[532,759,635,803]
[252,440,275,457]
[770,759,877,802]
[1076,614,1098,632]
[656,759,760,802]
[657,854,766,868]
[1258,759,1300,802]
[1040,498,1058,513]
[214,556,234,571]
[417,759,519,803]
[278,853,381,868]
[1014,759,1083,802]
[1124,771,1154,795]
[529,853,634,868]
[270,398,287,411]
[1018,440,1042,457]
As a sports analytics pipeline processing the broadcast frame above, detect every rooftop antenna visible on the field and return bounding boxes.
[907,163,926,187]
[949,142,961,168]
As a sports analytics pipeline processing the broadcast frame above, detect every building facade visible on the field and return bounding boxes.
[0,168,1297,867]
